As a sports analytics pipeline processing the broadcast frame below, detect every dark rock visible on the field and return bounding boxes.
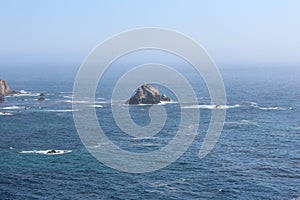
[0,94,4,102]
[11,90,21,95]
[47,150,57,154]
[161,94,171,102]
[126,84,171,105]
[39,93,46,96]
[38,97,45,101]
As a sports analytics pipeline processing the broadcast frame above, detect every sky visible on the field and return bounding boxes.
[0,0,300,70]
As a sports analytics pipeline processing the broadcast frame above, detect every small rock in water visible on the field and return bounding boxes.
[38,97,45,101]
[161,94,170,101]
[126,84,171,105]
[0,94,4,102]
[47,150,57,154]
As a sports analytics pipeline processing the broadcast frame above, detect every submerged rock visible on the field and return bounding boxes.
[0,94,4,102]
[38,93,46,101]
[38,97,45,101]
[126,84,171,105]
[161,94,170,102]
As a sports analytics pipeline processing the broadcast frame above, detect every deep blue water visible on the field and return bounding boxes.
[1,67,300,199]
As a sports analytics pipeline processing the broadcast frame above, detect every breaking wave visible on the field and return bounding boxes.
[182,104,240,109]
[0,112,13,116]
[45,109,80,112]
[20,149,72,155]
[1,106,25,110]
[249,102,289,111]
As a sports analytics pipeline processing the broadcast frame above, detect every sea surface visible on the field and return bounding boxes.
[1,66,300,199]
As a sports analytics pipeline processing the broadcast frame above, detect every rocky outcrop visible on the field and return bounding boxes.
[126,84,171,104]
[0,80,12,96]
[0,80,20,101]
[38,93,46,101]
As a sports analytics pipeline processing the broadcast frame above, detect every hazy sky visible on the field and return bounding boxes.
[1,0,300,69]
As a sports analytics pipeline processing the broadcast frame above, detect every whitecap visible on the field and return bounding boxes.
[45,109,80,112]
[19,90,28,94]
[182,104,240,109]
[250,102,258,107]
[20,149,72,155]
[249,102,287,111]
[62,100,90,104]
[63,95,73,99]
[158,101,178,105]
[129,101,178,106]
[225,120,257,126]
[142,143,159,147]
[291,197,300,200]
[0,112,13,116]
[135,103,152,106]
[12,91,40,97]
[130,136,157,141]
[63,100,106,104]
[258,107,286,111]
[90,105,103,108]
[1,106,25,110]
[89,142,110,148]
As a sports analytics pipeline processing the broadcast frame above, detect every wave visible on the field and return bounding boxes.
[158,101,178,105]
[182,104,240,109]
[62,100,90,104]
[11,90,40,97]
[225,120,258,126]
[89,142,111,149]
[142,143,159,147]
[45,109,80,112]
[249,102,287,111]
[91,105,103,108]
[0,112,13,116]
[258,107,286,111]
[291,197,300,200]
[63,95,73,99]
[131,143,159,147]
[131,101,178,106]
[129,136,157,141]
[59,91,73,94]
[1,106,25,110]
[20,149,72,155]
[63,100,107,104]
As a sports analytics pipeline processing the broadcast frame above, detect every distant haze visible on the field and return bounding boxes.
[0,0,300,70]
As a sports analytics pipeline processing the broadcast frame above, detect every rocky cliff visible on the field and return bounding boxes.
[0,80,12,96]
[126,84,171,104]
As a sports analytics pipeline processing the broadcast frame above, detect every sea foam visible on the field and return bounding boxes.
[20,150,72,155]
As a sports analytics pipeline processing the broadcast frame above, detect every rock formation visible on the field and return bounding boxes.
[0,80,20,101]
[0,80,12,96]
[126,84,171,104]
[38,93,46,101]
[38,97,45,101]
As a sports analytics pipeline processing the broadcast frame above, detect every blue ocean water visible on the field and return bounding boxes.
[0,67,300,199]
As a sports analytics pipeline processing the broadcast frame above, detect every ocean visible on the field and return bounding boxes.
[0,66,300,199]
